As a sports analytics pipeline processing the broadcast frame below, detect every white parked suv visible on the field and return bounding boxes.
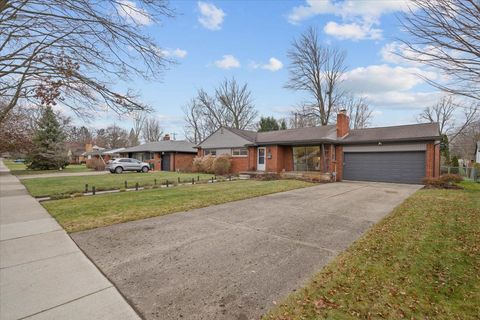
[106,158,150,174]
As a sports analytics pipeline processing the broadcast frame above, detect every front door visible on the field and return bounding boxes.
[257,147,266,171]
[161,153,171,171]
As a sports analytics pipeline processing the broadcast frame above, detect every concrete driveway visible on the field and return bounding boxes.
[72,181,422,320]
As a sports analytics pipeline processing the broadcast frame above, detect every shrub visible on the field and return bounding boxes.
[201,155,215,174]
[440,174,463,184]
[192,156,204,172]
[213,155,232,175]
[422,177,446,188]
[86,158,105,171]
[255,173,280,181]
[451,155,459,167]
[423,174,463,189]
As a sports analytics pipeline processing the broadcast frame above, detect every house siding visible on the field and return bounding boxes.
[198,128,252,149]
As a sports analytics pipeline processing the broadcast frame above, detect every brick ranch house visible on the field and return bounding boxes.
[196,111,441,184]
[121,135,196,171]
[83,144,125,167]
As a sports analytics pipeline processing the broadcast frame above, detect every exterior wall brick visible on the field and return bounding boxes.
[248,146,257,171]
[230,157,249,173]
[283,146,294,171]
[264,145,294,173]
[336,113,350,138]
[265,145,278,172]
[434,143,440,177]
[171,153,195,172]
[333,145,343,181]
[425,142,436,178]
[145,152,162,171]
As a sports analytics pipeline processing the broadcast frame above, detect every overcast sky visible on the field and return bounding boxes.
[73,0,445,139]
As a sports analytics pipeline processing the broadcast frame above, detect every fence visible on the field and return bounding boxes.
[440,166,479,181]
[43,175,238,201]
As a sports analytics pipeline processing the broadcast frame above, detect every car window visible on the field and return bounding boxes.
[119,159,130,163]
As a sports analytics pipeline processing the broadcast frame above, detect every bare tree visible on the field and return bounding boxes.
[399,0,480,101]
[289,103,320,128]
[105,124,128,148]
[0,101,34,154]
[285,27,347,125]
[0,0,173,123]
[450,120,480,160]
[142,118,163,142]
[183,78,258,142]
[418,96,479,141]
[129,110,146,143]
[183,99,211,144]
[215,78,257,129]
[342,96,372,129]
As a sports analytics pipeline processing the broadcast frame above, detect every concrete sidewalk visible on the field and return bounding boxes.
[0,160,140,320]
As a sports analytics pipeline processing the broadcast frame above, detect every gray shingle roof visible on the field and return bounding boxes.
[255,125,337,144]
[342,123,440,144]
[122,140,196,153]
[225,127,257,142]
[199,122,440,148]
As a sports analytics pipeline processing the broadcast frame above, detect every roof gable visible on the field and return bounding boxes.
[198,127,254,149]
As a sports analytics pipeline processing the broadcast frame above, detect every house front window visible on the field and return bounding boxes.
[232,148,248,156]
[293,146,320,171]
[204,149,217,156]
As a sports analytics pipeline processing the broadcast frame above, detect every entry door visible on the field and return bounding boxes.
[257,147,266,171]
[161,153,171,171]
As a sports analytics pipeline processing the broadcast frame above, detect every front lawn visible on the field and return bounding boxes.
[22,171,213,197]
[264,181,480,320]
[4,160,92,176]
[42,179,312,233]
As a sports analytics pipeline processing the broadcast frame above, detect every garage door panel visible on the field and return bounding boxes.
[343,152,425,184]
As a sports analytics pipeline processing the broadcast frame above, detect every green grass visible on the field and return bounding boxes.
[4,160,92,176]
[42,179,313,233]
[22,171,215,197]
[264,181,480,320]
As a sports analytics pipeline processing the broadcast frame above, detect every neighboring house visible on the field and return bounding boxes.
[197,110,441,184]
[83,144,125,166]
[66,144,86,164]
[121,135,196,171]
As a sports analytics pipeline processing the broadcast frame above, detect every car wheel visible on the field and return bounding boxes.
[115,166,123,174]
[142,166,149,173]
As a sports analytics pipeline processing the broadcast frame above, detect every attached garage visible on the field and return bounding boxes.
[343,151,426,184]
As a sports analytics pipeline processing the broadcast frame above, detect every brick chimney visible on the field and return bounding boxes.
[336,109,350,138]
[162,134,171,141]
